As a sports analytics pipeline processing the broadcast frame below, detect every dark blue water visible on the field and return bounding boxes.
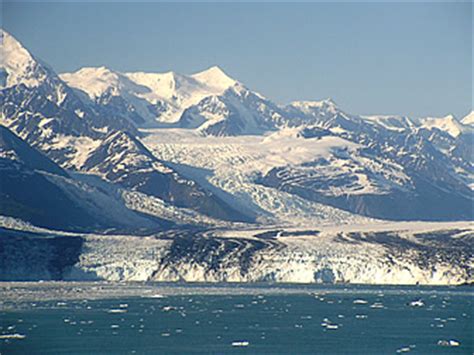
[0,284,472,354]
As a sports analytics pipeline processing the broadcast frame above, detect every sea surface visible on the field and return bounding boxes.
[0,283,472,354]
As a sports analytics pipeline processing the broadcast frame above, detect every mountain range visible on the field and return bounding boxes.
[2,29,472,230]
[1,29,473,284]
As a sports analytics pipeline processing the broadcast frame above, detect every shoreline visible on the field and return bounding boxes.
[1,281,472,305]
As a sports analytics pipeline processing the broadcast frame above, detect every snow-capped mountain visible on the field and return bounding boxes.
[1,30,138,166]
[60,65,240,126]
[61,63,289,136]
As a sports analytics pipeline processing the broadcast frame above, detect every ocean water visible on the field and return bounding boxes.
[0,283,472,354]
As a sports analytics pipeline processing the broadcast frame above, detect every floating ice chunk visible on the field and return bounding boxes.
[408,299,424,307]
[0,334,26,339]
[396,347,411,353]
[108,309,127,313]
[437,340,460,347]
[232,341,249,347]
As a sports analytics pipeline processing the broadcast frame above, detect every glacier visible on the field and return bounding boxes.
[1,218,472,285]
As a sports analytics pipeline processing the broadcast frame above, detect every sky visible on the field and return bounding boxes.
[2,1,472,118]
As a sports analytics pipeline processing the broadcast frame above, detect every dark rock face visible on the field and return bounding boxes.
[0,126,99,230]
[0,228,84,281]
[0,159,104,231]
[158,231,278,278]
[0,125,67,176]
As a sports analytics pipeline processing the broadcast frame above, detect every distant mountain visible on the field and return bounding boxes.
[60,65,239,126]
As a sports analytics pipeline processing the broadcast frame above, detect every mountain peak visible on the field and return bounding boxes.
[200,65,226,75]
[67,66,119,79]
[1,29,48,88]
[461,111,474,126]
[289,98,339,115]
[1,29,31,61]
[419,114,465,138]
[191,65,237,91]
[60,66,125,99]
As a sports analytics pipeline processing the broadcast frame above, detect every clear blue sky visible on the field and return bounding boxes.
[2,1,472,118]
